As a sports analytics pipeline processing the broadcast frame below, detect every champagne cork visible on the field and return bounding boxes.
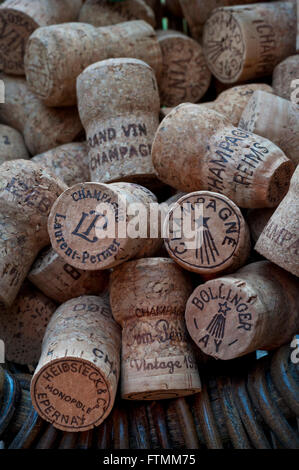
[78,0,155,28]
[164,191,250,277]
[203,2,296,84]
[0,124,29,164]
[157,30,211,107]
[159,83,273,126]
[0,75,83,155]
[246,208,274,243]
[185,260,299,360]
[77,58,160,185]
[272,55,299,100]
[32,143,90,187]
[0,0,82,75]
[152,104,294,208]
[239,90,299,166]
[0,282,56,365]
[28,247,109,303]
[179,0,266,41]
[31,295,121,432]
[24,20,162,107]
[0,160,67,308]
[48,182,157,271]
[110,258,201,400]
[255,166,299,277]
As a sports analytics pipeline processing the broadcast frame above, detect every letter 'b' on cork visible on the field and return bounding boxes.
[185,261,299,360]
[31,294,121,432]
[77,58,160,185]
[164,191,250,277]
[203,2,296,84]
[255,165,299,277]
[110,258,202,400]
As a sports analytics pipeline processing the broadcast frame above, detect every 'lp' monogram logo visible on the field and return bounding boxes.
[72,210,107,243]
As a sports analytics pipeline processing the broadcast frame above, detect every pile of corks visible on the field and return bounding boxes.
[0,0,298,436]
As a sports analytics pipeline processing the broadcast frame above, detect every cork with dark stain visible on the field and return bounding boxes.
[255,165,299,277]
[0,75,83,155]
[28,247,109,303]
[78,0,155,28]
[0,124,29,164]
[152,104,294,208]
[110,258,202,400]
[24,20,162,107]
[203,2,296,83]
[0,0,82,75]
[0,159,67,308]
[77,58,160,185]
[185,260,299,360]
[31,294,121,432]
[0,281,56,364]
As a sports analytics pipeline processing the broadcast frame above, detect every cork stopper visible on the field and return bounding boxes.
[32,143,90,187]
[0,0,82,75]
[0,124,29,164]
[110,258,201,400]
[0,75,83,155]
[164,191,250,277]
[185,261,299,360]
[203,2,296,83]
[77,58,160,185]
[0,281,56,365]
[246,208,275,243]
[31,294,121,432]
[157,30,211,107]
[78,0,155,28]
[255,166,299,277]
[0,159,67,308]
[24,20,162,107]
[28,247,109,304]
[239,90,299,166]
[152,104,294,208]
[272,55,299,100]
[48,181,157,271]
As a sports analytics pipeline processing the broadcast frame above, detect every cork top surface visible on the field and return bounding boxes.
[164,191,246,274]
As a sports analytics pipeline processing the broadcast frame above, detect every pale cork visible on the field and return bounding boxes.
[0,124,29,164]
[272,55,299,100]
[31,294,121,432]
[78,0,155,28]
[239,90,299,166]
[164,191,250,277]
[255,165,299,277]
[24,20,162,107]
[152,104,294,208]
[246,208,275,243]
[185,260,299,360]
[32,143,90,187]
[0,281,56,364]
[179,0,266,40]
[28,247,109,303]
[159,83,273,126]
[157,30,211,107]
[0,75,83,155]
[203,2,296,84]
[77,58,160,185]
[0,0,82,75]
[110,258,201,400]
[48,182,157,271]
[0,160,67,308]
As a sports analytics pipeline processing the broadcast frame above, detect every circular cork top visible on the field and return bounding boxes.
[164,191,248,275]
[48,182,143,270]
[203,8,245,83]
[31,357,111,432]
[185,277,262,360]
